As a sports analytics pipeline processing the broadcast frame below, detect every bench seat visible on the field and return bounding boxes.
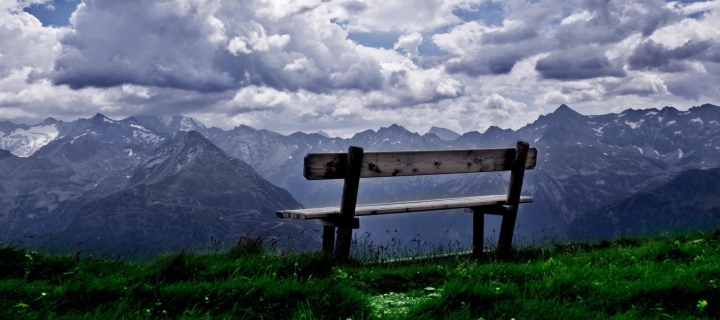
[277,195,533,219]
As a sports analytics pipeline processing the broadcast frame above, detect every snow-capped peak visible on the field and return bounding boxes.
[0,124,61,157]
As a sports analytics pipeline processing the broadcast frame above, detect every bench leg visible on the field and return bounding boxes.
[335,146,364,262]
[335,226,353,261]
[497,208,518,258]
[322,226,335,254]
[497,141,529,259]
[472,211,484,258]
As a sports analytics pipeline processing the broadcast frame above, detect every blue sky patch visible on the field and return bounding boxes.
[347,31,402,50]
[348,30,448,57]
[452,1,505,26]
[23,0,80,27]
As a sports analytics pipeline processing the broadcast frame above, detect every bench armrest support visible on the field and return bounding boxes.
[497,141,530,257]
[335,146,364,260]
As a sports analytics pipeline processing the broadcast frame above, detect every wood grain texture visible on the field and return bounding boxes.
[276,195,533,219]
[304,147,537,180]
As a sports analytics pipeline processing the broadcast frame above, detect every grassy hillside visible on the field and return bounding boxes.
[2,231,720,319]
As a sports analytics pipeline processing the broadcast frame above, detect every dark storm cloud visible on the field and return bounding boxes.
[51,0,385,94]
[119,88,235,116]
[439,0,683,80]
[52,1,236,92]
[415,54,454,69]
[665,73,720,100]
[706,45,720,63]
[480,25,537,45]
[388,70,407,89]
[445,51,521,76]
[605,76,664,96]
[535,47,626,80]
[342,0,367,14]
[611,84,660,96]
[443,29,553,77]
[553,0,678,47]
[628,39,714,72]
[53,57,237,93]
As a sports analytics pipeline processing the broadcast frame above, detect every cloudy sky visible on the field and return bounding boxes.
[1,0,719,137]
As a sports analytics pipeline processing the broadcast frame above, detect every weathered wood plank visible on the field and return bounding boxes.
[276,195,533,219]
[304,148,537,180]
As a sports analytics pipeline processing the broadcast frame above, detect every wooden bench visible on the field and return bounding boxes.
[276,141,537,260]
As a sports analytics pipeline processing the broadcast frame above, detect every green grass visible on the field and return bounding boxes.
[2,230,720,319]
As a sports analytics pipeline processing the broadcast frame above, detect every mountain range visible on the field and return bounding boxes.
[0,117,307,256]
[1,103,719,253]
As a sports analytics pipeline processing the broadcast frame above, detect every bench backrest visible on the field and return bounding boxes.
[304,147,538,180]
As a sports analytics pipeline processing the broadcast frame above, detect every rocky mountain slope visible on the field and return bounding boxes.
[0,114,172,242]
[0,117,72,157]
[568,167,720,240]
[52,131,306,255]
[0,124,307,255]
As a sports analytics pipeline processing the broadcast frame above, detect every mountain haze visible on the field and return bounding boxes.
[428,126,461,141]
[53,131,306,255]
